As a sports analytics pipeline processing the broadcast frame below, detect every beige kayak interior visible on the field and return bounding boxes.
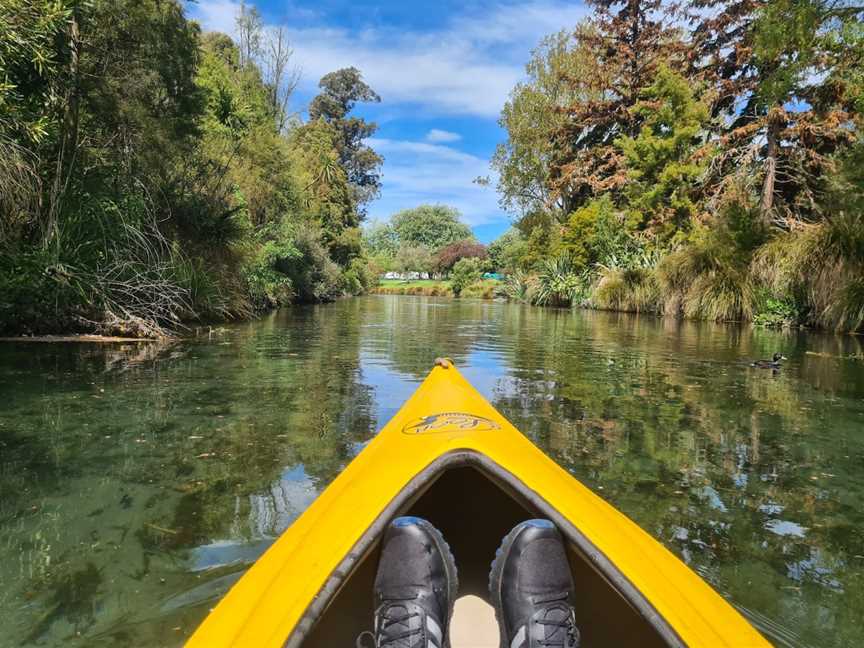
[303,465,672,648]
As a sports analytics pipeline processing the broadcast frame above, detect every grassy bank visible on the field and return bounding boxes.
[372,279,500,299]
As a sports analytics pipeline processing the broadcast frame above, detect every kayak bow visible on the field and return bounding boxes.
[187,360,768,647]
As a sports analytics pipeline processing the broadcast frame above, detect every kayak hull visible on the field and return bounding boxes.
[187,362,769,647]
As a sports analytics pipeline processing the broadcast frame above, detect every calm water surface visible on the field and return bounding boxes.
[2,296,864,647]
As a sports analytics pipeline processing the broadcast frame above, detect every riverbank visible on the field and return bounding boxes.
[372,279,501,299]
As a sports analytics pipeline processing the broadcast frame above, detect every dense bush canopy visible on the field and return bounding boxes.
[490,0,864,331]
[0,0,381,335]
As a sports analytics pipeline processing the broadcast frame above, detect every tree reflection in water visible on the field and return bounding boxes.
[0,295,862,647]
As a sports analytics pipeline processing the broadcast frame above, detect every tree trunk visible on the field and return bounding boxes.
[760,111,779,222]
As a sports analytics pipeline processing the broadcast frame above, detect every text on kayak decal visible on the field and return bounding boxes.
[402,412,501,435]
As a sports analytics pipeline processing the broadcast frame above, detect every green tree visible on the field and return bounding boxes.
[362,221,400,258]
[450,257,482,296]
[394,245,433,276]
[689,0,864,223]
[309,67,382,209]
[487,229,525,273]
[390,204,473,250]
[514,209,563,270]
[492,30,596,217]
[0,0,384,335]
[615,66,713,241]
[0,0,73,143]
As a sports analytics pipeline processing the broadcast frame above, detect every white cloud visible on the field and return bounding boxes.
[183,1,587,228]
[366,138,500,227]
[188,0,589,118]
[187,0,238,36]
[426,129,462,143]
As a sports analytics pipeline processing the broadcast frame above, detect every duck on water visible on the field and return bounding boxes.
[751,353,787,369]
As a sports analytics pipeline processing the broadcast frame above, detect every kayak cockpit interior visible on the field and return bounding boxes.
[298,452,680,648]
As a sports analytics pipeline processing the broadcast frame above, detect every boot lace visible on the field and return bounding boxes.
[536,615,580,647]
[532,593,580,648]
[356,604,424,648]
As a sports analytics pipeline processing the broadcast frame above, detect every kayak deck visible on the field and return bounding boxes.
[186,361,768,647]
[304,463,669,647]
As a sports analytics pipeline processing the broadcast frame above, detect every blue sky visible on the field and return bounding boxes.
[185,0,588,242]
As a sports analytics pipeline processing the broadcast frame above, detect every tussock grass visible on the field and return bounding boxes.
[753,214,864,331]
[592,266,661,313]
[658,240,756,322]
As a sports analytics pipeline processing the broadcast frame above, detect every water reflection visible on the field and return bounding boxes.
[1,296,863,647]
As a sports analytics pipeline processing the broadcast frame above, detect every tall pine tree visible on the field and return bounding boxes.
[552,0,683,212]
[689,0,864,224]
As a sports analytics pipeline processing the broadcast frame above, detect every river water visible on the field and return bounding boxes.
[1,295,863,647]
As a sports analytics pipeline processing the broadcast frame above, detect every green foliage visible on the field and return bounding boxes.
[309,67,382,208]
[534,255,588,307]
[0,0,381,335]
[0,0,73,142]
[615,66,712,239]
[489,0,864,331]
[497,269,535,303]
[245,236,299,310]
[751,0,825,106]
[393,245,433,275]
[450,257,483,296]
[390,204,473,250]
[282,227,345,302]
[363,221,400,258]
[492,30,594,216]
[753,292,801,328]
[560,195,644,270]
[514,210,562,270]
[487,229,525,273]
[342,256,378,295]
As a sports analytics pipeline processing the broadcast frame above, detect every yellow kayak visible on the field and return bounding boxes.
[187,360,769,647]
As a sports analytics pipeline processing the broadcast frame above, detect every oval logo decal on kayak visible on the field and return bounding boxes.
[402,412,501,435]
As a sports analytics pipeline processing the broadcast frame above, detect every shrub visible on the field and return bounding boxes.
[752,291,801,328]
[244,238,298,310]
[284,227,345,302]
[450,257,483,296]
[497,269,535,303]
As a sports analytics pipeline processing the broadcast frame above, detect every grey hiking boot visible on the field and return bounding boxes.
[357,516,458,648]
[490,519,581,648]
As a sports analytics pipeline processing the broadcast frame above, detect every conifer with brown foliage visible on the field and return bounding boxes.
[552,0,684,209]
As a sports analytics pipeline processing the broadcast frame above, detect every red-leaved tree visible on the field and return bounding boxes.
[433,240,487,275]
